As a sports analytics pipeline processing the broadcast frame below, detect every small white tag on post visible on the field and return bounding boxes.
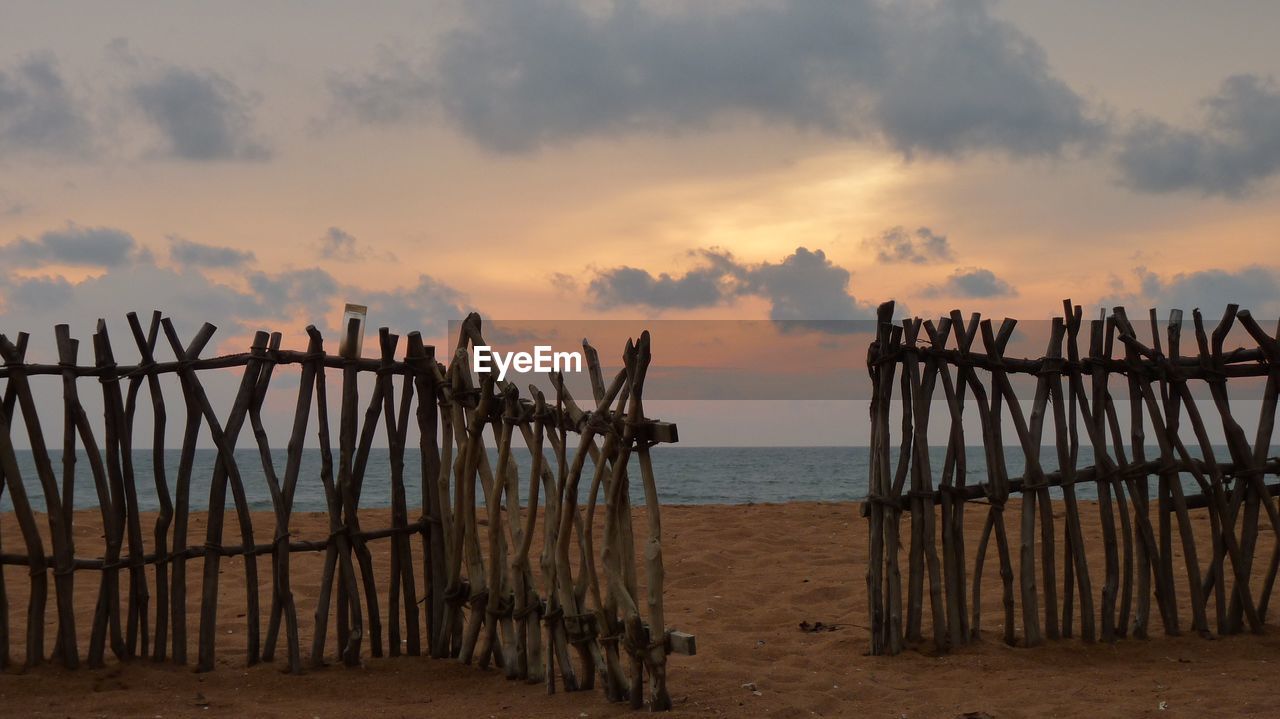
[339,303,367,359]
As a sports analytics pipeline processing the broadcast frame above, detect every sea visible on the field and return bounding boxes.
[0,445,1220,513]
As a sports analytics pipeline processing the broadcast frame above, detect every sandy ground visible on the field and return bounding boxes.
[2,500,1279,718]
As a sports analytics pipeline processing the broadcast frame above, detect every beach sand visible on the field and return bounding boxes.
[2,500,1278,717]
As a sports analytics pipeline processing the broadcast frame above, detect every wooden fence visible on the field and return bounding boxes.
[865,300,1280,654]
[0,310,691,711]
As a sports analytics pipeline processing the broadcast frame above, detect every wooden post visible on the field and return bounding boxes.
[126,311,174,661]
[0,334,50,667]
[162,321,263,671]
[307,325,364,667]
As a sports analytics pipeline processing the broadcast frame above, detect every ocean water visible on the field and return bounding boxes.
[0,445,1217,513]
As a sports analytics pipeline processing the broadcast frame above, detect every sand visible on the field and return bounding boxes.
[2,501,1279,718]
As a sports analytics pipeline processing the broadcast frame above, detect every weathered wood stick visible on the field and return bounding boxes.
[0,459,7,670]
[1237,312,1280,619]
[307,325,364,668]
[126,311,174,662]
[1055,305,1096,641]
[543,377,579,692]
[481,385,518,675]
[0,378,50,668]
[87,328,131,661]
[945,312,1013,646]
[456,363,495,665]
[633,408,671,706]
[866,301,895,653]
[925,317,969,648]
[163,321,263,671]
[245,332,306,674]
[52,328,81,668]
[1147,308,1180,634]
[603,338,649,706]
[438,343,480,665]
[406,334,448,659]
[168,323,215,665]
[514,388,549,684]
[1099,316,1136,638]
[900,319,949,650]
[92,321,148,661]
[899,321,927,646]
[579,340,633,701]
[334,317,376,664]
[338,328,386,660]
[554,362,628,683]
[379,329,420,657]
[1111,308,1177,636]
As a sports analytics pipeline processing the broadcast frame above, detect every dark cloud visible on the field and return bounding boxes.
[864,226,954,264]
[168,235,255,268]
[3,275,74,311]
[358,274,467,336]
[874,2,1101,157]
[0,195,29,217]
[0,224,138,267]
[548,271,578,294]
[745,247,874,323]
[332,0,1100,157]
[315,226,393,262]
[317,226,360,260]
[925,267,1016,298]
[327,49,435,125]
[1116,74,1280,197]
[0,257,264,342]
[0,53,92,157]
[589,263,729,310]
[0,221,470,352]
[1,257,466,346]
[1107,265,1280,315]
[133,66,269,161]
[247,268,339,315]
[587,246,874,329]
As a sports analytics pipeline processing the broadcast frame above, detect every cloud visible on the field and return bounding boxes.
[873,2,1102,158]
[331,0,1100,157]
[357,274,467,336]
[247,267,339,314]
[549,271,578,295]
[925,267,1016,297]
[0,53,92,157]
[0,222,471,357]
[168,235,255,268]
[327,48,435,125]
[1,255,466,348]
[0,193,28,217]
[1101,265,1280,316]
[0,224,139,268]
[133,66,269,161]
[0,257,264,342]
[1116,74,1280,197]
[589,261,730,310]
[587,246,874,328]
[3,274,74,311]
[314,226,394,262]
[864,226,954,264]
[745,247,874,323]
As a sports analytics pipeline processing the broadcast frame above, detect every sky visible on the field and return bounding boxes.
[2,0,1279,445]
